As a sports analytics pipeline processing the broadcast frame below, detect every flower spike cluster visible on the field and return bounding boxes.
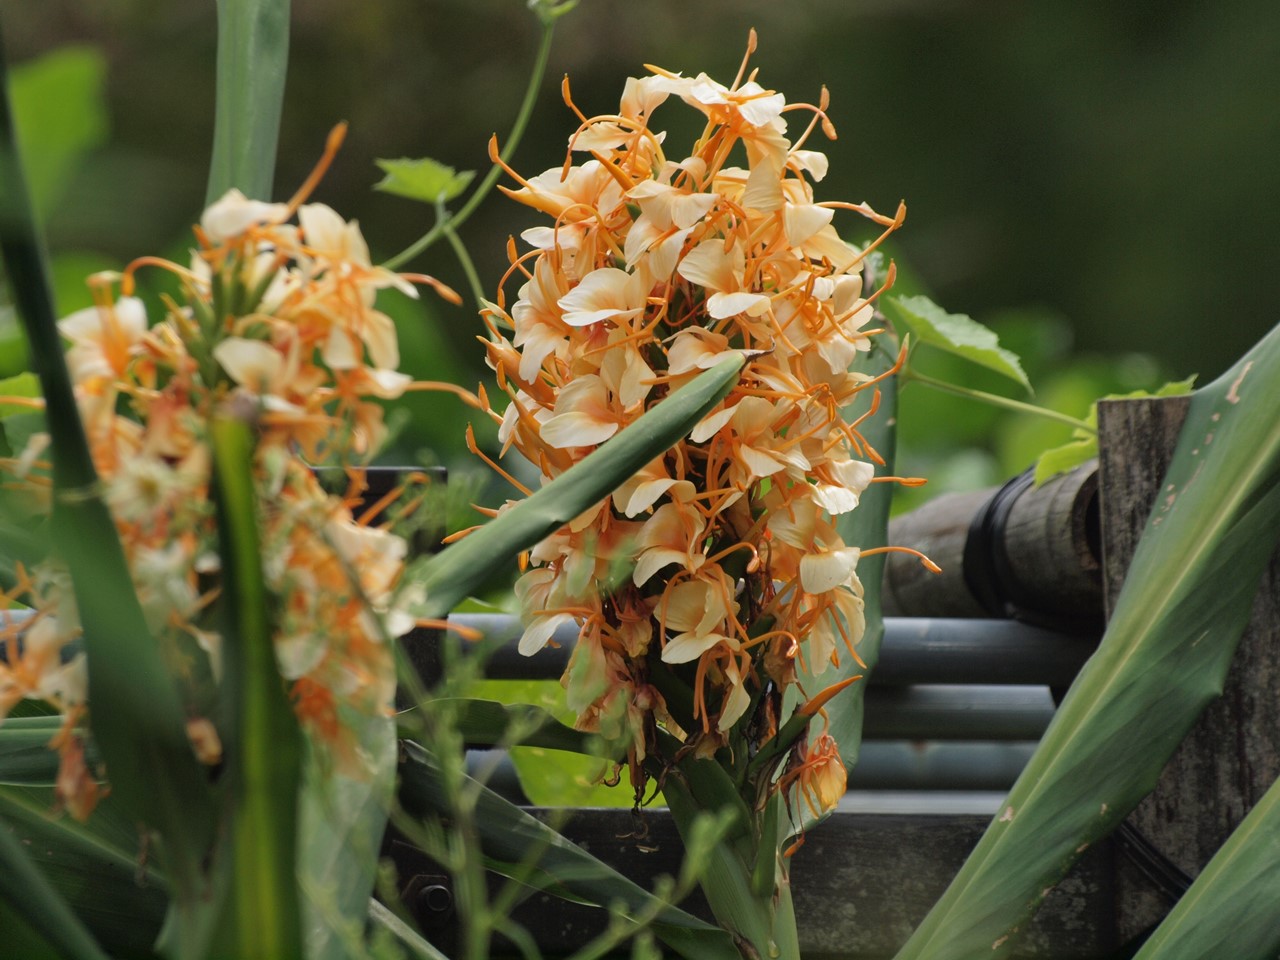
[480,40,908,809]
[0,140,454,817]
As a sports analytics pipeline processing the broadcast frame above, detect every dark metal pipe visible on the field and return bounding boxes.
[424,614,1096,688]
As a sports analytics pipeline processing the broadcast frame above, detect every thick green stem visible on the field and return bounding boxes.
[904,368,1096,434]
[382,21,555,271]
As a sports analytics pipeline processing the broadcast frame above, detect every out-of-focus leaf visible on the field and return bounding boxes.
[397,740,741,960]
[1033,376,1196,485]
[0,370,39,418]
[204,413,303,959]
[367,898,451,960]
[207,0,290,203]
[0,786,166,958]
[0,806,112,960]
[8,46,108,220]
[414,356,743,619]
[893,324,1280,959]
[1131,769,1280,960]
[374,157,475,204]
[886,294,1031,391]
[298,715,396,960]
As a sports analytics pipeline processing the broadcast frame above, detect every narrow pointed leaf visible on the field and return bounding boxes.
[374,157,475,204]
[415,356,743,618]
[397,740,741,960]
[0,809,112,960]
[886,294,1030,391]
[208,412,304,959]
[894,322,1280,959]
[1131,771,1280,960]
[207,0,290,203]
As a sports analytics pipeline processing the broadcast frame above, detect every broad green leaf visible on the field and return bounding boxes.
[2,52,215,906]
[893,322,1280,959]
[0,304,29,377]
[414,356,743,619]
[8,46,108,220]
[886,294,1031,392]
[0,785,165,959]
[374,157,475,204]
[206,0,290,203]
[1034,376,1196,485]
[204,413,304,960]
[397,740,741,960]
[1131,771,1280,960]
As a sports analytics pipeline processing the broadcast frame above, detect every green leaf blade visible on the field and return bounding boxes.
[374,157,475,204]
[209,413,304,960]
[206,0,290,203]
[893,323,1280,959]
[414,355,743,619]
[887,294,1031,391]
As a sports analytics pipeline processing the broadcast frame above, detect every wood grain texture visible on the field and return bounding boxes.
[1098,396,1280,941]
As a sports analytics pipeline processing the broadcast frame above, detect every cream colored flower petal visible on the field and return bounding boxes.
[689,403,737,443]
[213,337,282,390]
[633,548,688,587]
[739,444,787,479]
[741,159,784,212]
[558,268,646,327]
[676,240,737,292]
[789,149,830,182]
[707,290,771,319]
[661,630,728,664]
[800,546,861,595]
[363,368,413,399]
[323,326,361,370]
[201,189,288,242]
[541,412,619,448]
[298,203,350,257]
[812,483,861,515]
[784,204,835,246]
[717,662,752,731]
[519,612,576,657]
[363,310,400,370]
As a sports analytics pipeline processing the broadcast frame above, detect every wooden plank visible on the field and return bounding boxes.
[1097,396,1280,941]
[387,809,1115,958]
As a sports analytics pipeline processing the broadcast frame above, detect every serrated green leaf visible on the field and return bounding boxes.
[374,158,475,205]
[1033,376,1196,486]
[887,294,1031,392]
[1033,437,1097,486]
